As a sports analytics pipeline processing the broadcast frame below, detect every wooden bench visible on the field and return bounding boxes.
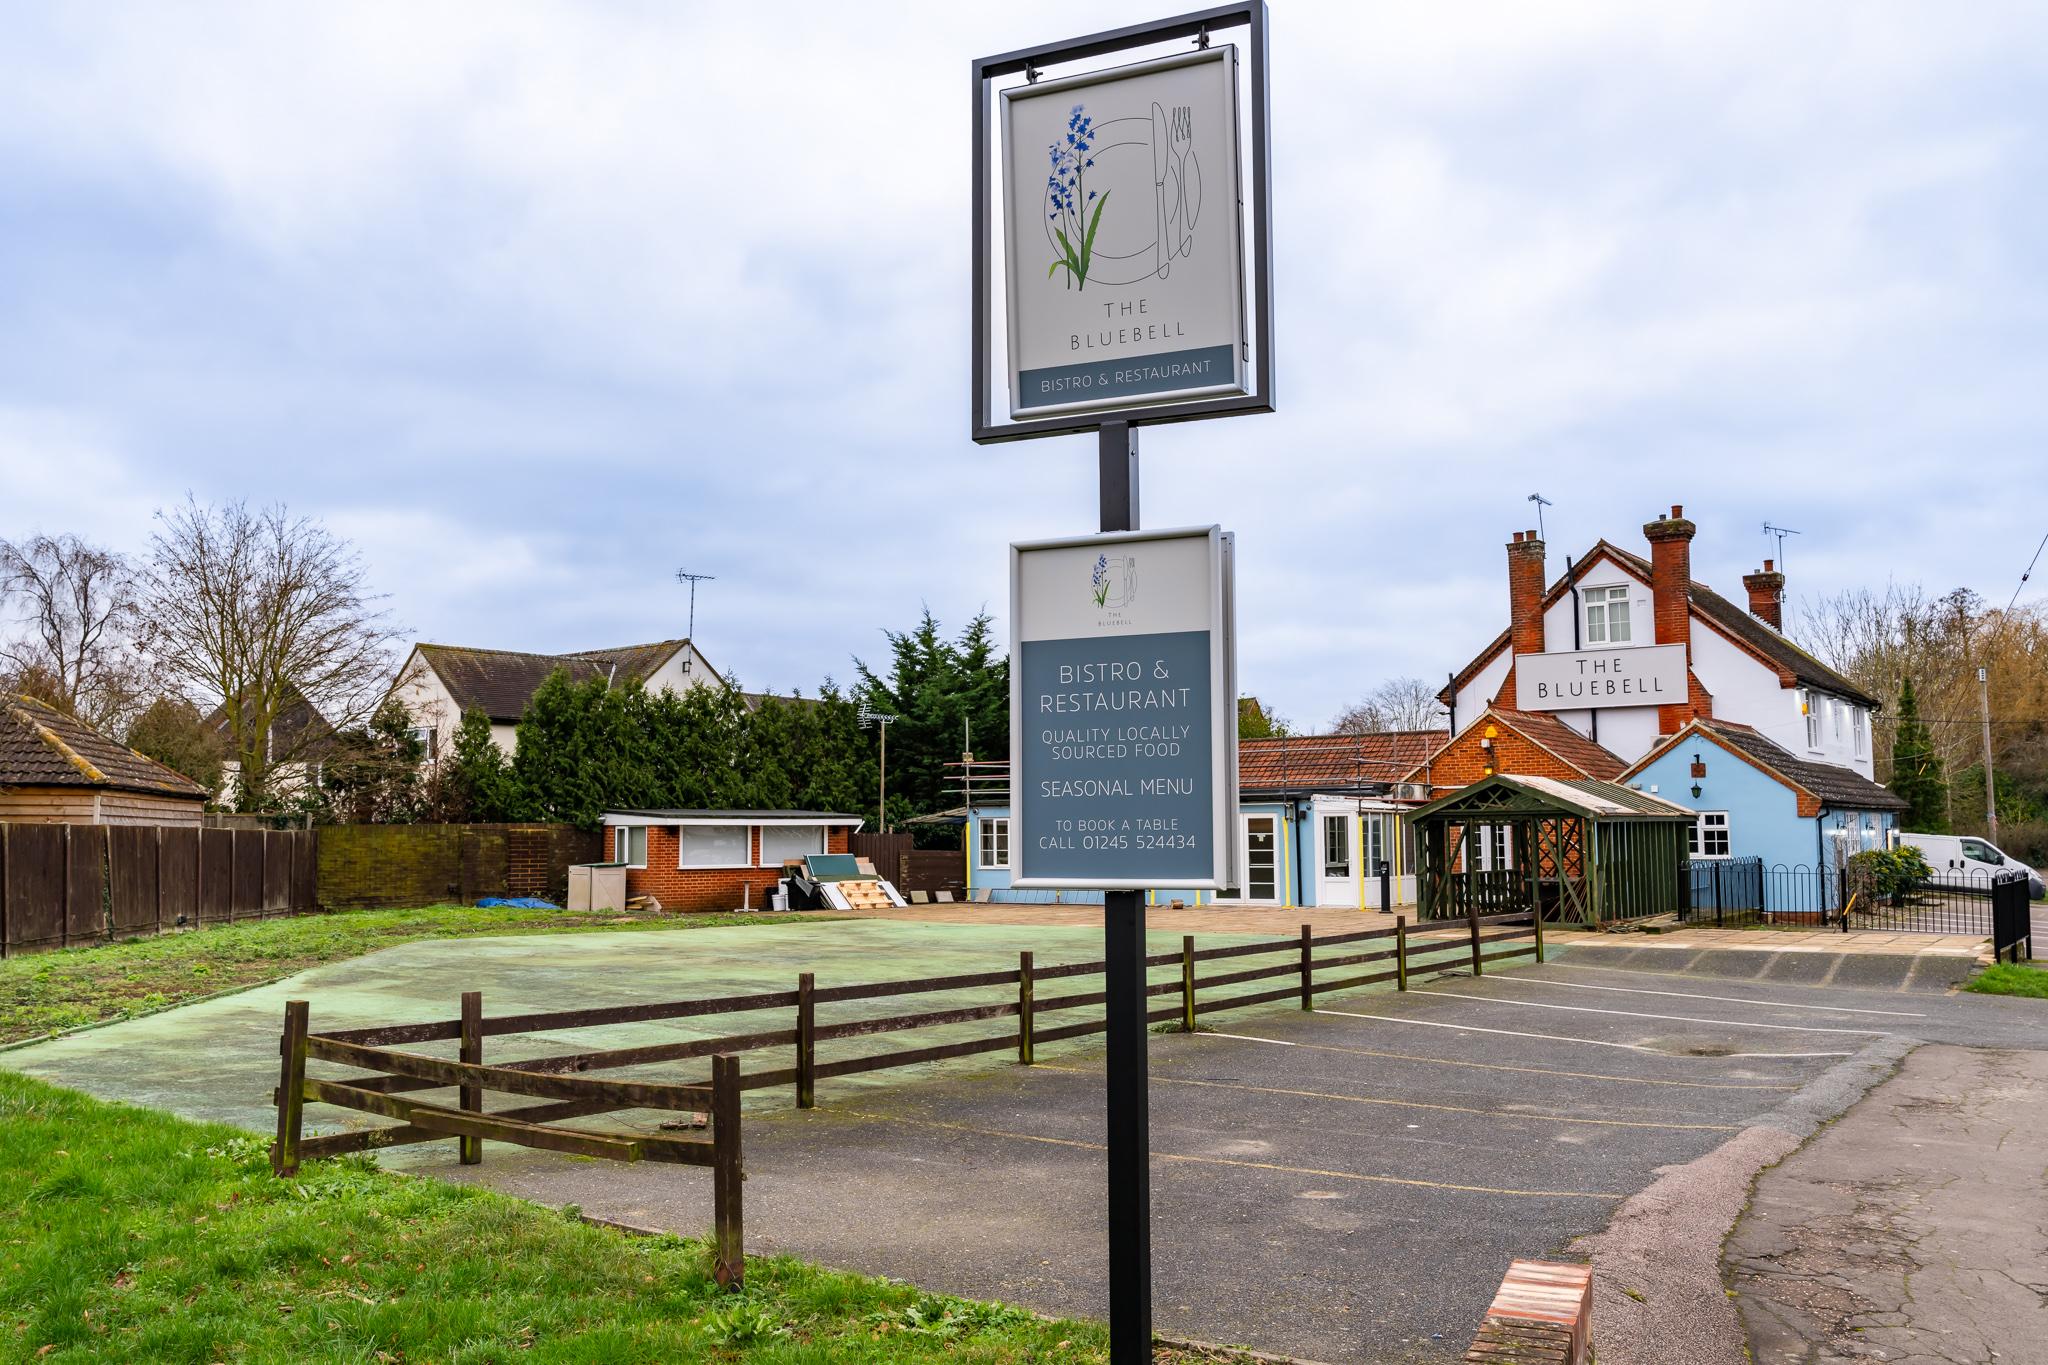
[1465,1259,1591,1364]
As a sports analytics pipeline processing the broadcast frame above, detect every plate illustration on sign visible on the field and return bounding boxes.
[1042,103,1202,290]
[1000,47,1246,420]
[1091,553,1136,609]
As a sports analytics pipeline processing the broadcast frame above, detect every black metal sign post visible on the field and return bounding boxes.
[1096,421,1149,1362]
[972,10,1269,1361]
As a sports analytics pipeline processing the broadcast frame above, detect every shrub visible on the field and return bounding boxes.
[1846,846,1932,904]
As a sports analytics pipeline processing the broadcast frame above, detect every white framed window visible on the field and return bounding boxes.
[680,823,750,868]
[1803,691,1823,749]
[1853,707,1867,759]
[760,824,825,868]
[1363,815,1386,873]
[1322,815,1351,878]
[978,817,1010,870]
[614,825,648,868]
[407,725,438,759]
[1832,699,1844,742]
[1689,811,1731,859]
[1584,585,1633,644]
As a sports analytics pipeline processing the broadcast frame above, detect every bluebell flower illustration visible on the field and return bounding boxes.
[1091,553,1111,607]
[1047,104,1110,290]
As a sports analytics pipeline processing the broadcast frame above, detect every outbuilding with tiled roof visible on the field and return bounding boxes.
[0,695,209,825]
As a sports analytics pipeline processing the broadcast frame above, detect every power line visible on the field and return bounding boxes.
[2006,529,2048,613]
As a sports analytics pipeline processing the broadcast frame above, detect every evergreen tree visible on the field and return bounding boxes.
[446,706,523,821]
[512,670,627,828]
[852,609,1008,824]
[1890,676,1949,832]
[321,699,426,824]
[125,695,225,793]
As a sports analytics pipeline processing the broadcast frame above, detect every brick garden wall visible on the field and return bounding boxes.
[316,823,600,909]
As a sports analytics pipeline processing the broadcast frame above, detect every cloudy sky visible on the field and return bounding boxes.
[3,2,2043,731]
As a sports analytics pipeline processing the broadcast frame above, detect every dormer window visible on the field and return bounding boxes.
[1584,585,1632,644]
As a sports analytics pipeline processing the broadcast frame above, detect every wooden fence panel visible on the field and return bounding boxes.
[3,823,67,953]
[198,829,235,924]
[108,824,161,936]
[848,832,912,886]
[232,831,265,920]
[905,850,965,894]
[292,830,317,911]
[65,824,107,946]
[262,832,292,917]
[160,826,199,929]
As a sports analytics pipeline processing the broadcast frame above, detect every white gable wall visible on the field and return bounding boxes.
[643,642,718,695]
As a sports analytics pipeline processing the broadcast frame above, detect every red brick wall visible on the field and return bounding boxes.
[1643,504,1710,734]
[1742,560,1786,631]
[621,822,850,912]
[1417,721,1592,794]
[1507,530,1547,660]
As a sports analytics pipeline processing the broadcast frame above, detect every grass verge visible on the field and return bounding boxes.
[0,905,825,1046]
[1964,961,2048,998]
[0,1071,1235,1363]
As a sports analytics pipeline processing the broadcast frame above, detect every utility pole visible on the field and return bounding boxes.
[858,703,898,832]
[1978,666,1999,843]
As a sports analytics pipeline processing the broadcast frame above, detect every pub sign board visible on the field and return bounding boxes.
[1000,48,1248,422]
[1514,643,1689,712]
[1010,526,1237,889]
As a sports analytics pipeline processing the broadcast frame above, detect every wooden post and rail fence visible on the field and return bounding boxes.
[271,909,1542,1289]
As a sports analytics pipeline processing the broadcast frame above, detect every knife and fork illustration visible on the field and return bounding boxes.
[1151,103,1196,279]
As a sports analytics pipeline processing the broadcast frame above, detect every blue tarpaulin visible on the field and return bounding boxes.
[474,897,559,909]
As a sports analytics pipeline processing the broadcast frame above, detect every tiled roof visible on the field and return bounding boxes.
[1239,732,1448,792]
[1636,719,1909,813]
[200,685,336,755]
[0,696,209,799]
[412,639,696,722]
[1491,708,1629,780]
[1597,545,1880,709]
[1443,540,1881,710]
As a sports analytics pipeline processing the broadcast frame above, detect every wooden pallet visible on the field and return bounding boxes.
[835,879,894,910]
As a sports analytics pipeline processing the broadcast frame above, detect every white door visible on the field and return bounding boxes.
[1243,815,1279,904]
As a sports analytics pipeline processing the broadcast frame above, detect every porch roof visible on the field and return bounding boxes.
[1408,773,1693,823]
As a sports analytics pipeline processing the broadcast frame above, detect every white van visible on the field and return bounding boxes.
[1898,832,2046,900]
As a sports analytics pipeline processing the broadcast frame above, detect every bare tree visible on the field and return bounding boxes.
[141,498,401,811]
[0,533,152,733]
[1331,676,1448,734]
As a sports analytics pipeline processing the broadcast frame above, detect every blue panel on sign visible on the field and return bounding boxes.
[1018,629,1212,882]
[1017,344,1237,410]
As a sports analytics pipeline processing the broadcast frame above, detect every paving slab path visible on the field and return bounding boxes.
[1724,1044,2048,1364]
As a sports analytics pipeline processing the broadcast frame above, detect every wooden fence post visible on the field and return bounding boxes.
[1299,923,1314,1010]
[1531,906,1546,963]
[459,991,483,1164]
[1017,952,1034,1064]
[1396,916,1408,991]
[271,999,309,1176]
[1180,935,1196,1032]
[796,973,816,1108]
[711,1053,744,1291]
[1468,904,1483,977]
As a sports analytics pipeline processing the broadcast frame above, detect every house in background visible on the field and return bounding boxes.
[390,638,719,758]
[205,684,336,807]
[1445,506,1881,776]
[961,731,1445,909]
[0,694,208,825]
[598,808,861,911]
[1622,718,1908,877]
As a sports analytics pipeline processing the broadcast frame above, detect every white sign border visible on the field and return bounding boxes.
[997,46,1250,425]
[1009,524,1235,890]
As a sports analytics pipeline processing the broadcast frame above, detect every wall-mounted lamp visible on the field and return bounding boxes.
[1690,783,1703,799]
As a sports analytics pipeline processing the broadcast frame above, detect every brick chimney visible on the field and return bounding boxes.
[1507,529,1547,661]
[1742,558,1786,632]
[1643,504,1698,734]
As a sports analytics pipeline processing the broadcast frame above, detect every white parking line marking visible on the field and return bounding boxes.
[1305,1011,1853,1059]
[1196,1031,1803,1090]
[1418,988,1884,1035]
[1511,975,1925,1018]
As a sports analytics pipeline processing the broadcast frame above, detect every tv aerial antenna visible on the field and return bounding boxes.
[1762,522,1802,572]
[674,569,716,639]
[1526,493,1553,541]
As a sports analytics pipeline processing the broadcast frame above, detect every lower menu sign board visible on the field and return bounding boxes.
[1010,526,1237,890]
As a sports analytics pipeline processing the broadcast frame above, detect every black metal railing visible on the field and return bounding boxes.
[1680,861,2010,936]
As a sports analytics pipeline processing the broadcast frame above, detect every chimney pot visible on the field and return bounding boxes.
[1512,531,1524,543]
[1670,504,1683,518]
[1763,558,1774,572]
